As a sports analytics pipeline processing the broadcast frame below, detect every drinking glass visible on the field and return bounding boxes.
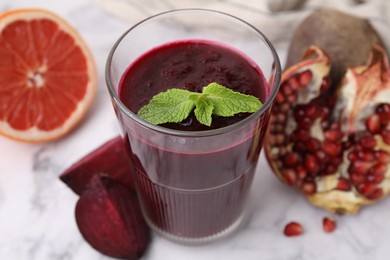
[106,9,281,244]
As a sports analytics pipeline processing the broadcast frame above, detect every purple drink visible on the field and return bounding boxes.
[118,40,269,239]
[106,9,281,243]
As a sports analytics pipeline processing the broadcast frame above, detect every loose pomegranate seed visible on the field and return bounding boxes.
[284,222,304,237]
[336,178,351,191]
[323,217,337,233]
[287,93,297,103]
[365,114,381,134]
[298,70,313,86]
[323,164,337,175]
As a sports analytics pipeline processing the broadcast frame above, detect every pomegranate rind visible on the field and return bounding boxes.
[0,9,97,143]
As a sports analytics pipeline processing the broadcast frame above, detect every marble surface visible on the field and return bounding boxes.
[1,0,390,260]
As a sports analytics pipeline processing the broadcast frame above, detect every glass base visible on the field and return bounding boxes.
[143,211,246,245]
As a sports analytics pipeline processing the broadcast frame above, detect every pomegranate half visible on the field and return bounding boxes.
[264,45,390,214]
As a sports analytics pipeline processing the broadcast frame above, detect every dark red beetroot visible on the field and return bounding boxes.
[60,136,135,195]
[75,175,149,260]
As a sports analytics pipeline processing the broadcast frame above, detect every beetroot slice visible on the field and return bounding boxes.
[60,136,135,195]
[76,175,149,259]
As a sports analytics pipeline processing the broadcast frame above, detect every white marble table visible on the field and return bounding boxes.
[1,0,390,259]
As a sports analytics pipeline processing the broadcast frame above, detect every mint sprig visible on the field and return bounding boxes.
[138,82,262,126]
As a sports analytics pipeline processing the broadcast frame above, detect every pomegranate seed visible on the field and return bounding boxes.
[324,130,342,142]
[375,150,390,163]
[280,103,290,112]
[357,150,375,162]
[336,178,351,191]
[288,75,300,91]
[293,142,306,152]
[293,129,310,141]
[275,92,285,104]
[300,117,313,129]
[376,103,390,125]
[293,105,306,120]
[305,104,317,119]
[357,182,376,196]
[329,122,341,130]
[284,153,300,167]
[329,156,342,167]
[322,142,341,156]
[320,76,330,92]
[287,93,297,103]
[359,135,377,149]
[350,172,366,184]
[367,188,383,200]
[366,172,385,184]
[301,180,316,195]
[349,160,371,174]
[283,169,297,185]
[319,107,330,120]
[304,155,319,173]
[275,113,287,124]
[298,70,313,86]
[365,114,381,134]
[282,84,293,96]
[347,151,359,162]
[296,165,307,179]
[323,165,337,175]
[369,163,387,175]
[274,134,286,146]
[306,138,321,152]
[381,129,390,145]
[284,222,304,237]
[323,217,337,233]
[315,150,329,163]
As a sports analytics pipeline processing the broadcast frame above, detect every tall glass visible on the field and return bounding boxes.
[106,9,281,244]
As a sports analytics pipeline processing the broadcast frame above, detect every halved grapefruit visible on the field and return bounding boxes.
[0,9,97,143]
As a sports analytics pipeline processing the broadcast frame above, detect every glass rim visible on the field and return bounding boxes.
[105,8,282,137]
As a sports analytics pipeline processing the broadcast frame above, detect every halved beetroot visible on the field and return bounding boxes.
[60,136,135,195]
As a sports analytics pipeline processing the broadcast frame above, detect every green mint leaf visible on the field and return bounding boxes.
[193,95,214,126]
[137,82,262,127]
[203,82,262,117]
[138,89,195,125]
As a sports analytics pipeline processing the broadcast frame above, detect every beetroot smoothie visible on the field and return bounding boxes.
[118,40,270,240]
